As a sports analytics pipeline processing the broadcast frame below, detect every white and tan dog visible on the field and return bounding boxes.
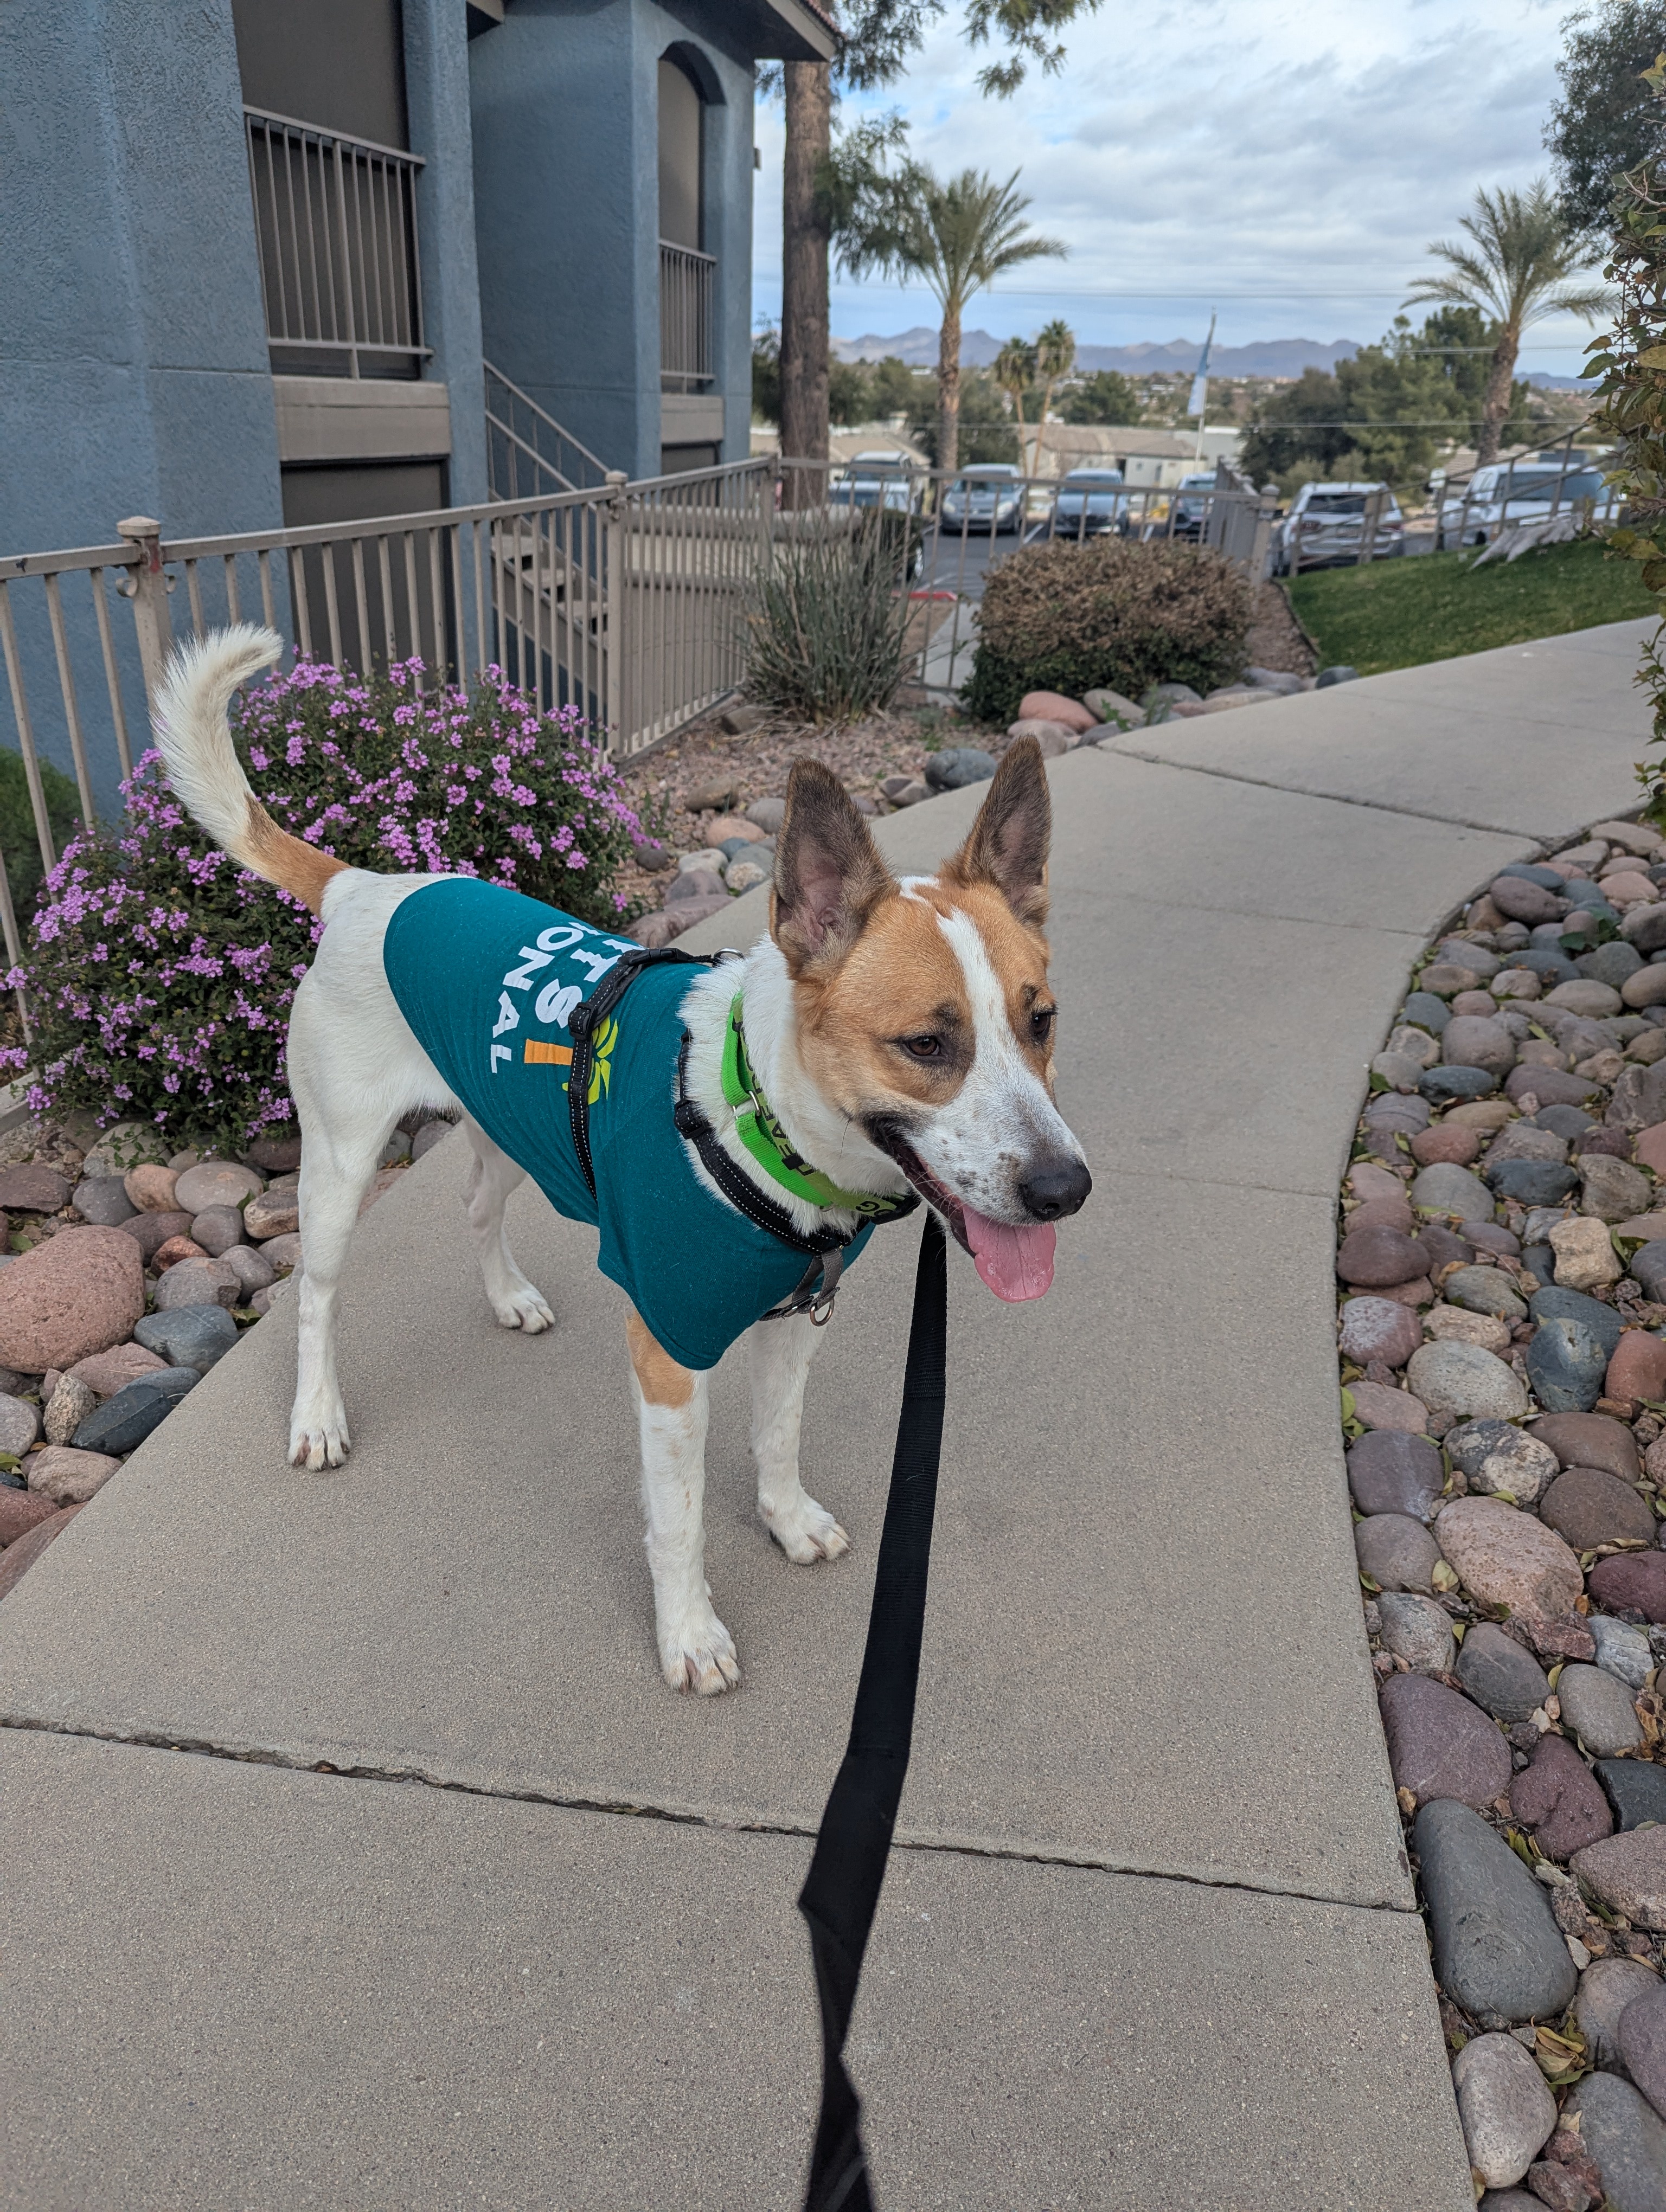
[151,627,1091,1693]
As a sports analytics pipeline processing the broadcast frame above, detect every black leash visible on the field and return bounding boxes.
[797,1212,948,2212]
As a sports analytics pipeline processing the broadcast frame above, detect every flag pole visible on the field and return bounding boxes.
[1189,310,1216,465]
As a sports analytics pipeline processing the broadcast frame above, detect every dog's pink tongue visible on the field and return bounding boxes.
[962,1207,1055,1302]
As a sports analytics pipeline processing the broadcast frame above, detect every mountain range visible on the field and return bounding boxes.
[830,329,1365,377]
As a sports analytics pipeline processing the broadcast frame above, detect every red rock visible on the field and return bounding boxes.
[1411,1126,1481,1167]
[1511,1731,1614,1859]
[1541,1465,1657,1549]
[1491,874,1568,924]
[1017,689,1095,733]
[1634,1124,1666,1176]
[1348,1197,1415,1234]
[1504,1064,1603,1108]
[1337,1224,1426,1287]
[1349,1380,1430,1433]
[1338,1297,1425,1368]
[1609,1331,1666,1405]
[1379,1276,1435,1308]
[151,1236,208,1271]
[1349,1162,1409,1204]
[0,1486,57,1546]
[123,1163,179,1212]
[26,1445,120,1504]
[0,1165,70,1213]
[0,1225,145,1373]
[67,1343,168,1399]
[116,1210,194,1262]
[1530,1412,1642,1481]
[0,1503,81,1602]
[1588,1552,1666,1621]
[1379,1672,1512,1808]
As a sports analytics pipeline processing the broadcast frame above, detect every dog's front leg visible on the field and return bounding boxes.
[626,1313,739,1695]
[747,1313,847,1565]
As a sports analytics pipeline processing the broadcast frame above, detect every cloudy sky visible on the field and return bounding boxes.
[751,0,1605,377]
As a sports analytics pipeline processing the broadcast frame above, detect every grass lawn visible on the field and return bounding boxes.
[1285,538,1654,678]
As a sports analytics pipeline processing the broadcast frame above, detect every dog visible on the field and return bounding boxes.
[151,626,1092,1694]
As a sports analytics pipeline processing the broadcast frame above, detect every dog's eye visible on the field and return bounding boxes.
[1030,1005,1055,1040]
[901,1034,941,1060]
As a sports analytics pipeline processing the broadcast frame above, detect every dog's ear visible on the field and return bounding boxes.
[941,735,1051,928]
[771,757,894,975]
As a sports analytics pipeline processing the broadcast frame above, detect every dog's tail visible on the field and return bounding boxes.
[151,625,349,917]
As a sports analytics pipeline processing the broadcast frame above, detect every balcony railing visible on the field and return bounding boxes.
[244,106,428,378]
[659,240,715,392]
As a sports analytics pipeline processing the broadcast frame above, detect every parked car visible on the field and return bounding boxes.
[828,452,921,515]
[1169,471,1220,541]
[939,465,1024,535]
[1046,468,1132,539]
[1437,460,1614,548]
[1272,482,1404,574]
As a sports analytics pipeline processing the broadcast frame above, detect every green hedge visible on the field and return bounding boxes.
[963,537,1252,725]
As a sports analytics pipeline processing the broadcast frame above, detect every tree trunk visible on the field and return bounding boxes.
[937,298,962,475]
[1475,329,1519,468]
[779,61,831,510]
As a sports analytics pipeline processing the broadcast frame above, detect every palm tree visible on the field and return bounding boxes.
[1030,317,1077,474]
[994,335,1037,460]
[1404,179,1607,466]
[840,165,1066,472]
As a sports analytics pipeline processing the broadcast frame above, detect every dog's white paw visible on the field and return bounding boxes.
[289,1399,350,1470]
[659,1606,740,1696]
[761,1490,849,1566]
[492,1283,554,1333]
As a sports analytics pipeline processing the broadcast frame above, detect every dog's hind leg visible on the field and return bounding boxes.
[746,1314,848,1565]
[626,1312,738,1695]
[288,1118,391,1470]
[462,1116,553,1333]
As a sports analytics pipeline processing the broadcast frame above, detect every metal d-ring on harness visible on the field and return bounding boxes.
[569,943,947,2210]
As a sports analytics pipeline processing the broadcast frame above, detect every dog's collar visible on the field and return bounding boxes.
[720,993,916,1226]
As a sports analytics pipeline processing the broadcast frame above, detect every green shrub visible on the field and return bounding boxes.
[745,508,917,723]
[0,748,86,922]
[963,537,1253,725]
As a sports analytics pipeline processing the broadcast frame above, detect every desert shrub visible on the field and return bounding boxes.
[0,748,87,921]
[4,658,644,1152]
[745,509,917,722]
[963,538,1253,725]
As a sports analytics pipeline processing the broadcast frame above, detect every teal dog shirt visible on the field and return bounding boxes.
[381,877,873,1370]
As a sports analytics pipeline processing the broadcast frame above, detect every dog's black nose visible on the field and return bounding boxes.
[1017,1158,1092,1221]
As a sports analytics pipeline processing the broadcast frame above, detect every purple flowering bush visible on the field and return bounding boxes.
[5,658,644,1149]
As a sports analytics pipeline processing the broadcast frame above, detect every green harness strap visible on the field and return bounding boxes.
[720,993,913,1226]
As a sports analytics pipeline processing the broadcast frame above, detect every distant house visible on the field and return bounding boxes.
[0,0,835,562]
[1032,426,1244,486]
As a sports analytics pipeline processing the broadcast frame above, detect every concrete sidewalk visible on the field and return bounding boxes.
[0,619,1654,2208]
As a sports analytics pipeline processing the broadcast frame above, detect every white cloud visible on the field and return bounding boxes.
[751,0,1601,375]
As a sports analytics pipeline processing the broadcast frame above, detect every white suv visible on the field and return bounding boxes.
[1272,483,1404,574]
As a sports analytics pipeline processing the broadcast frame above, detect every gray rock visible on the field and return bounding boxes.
[1444,1265,1528,1320]
[1354,1513,1441,1593]
[71,1367,198,1455]
[1315,664,1357,686]
[1581,940,1648,987]
[411,1119,454,1161]
[1632,1240,1666,1302]
[924,747,997,791]
[1438,940,1504,979]
[0,1390,41,1459]
[1566,2070,1666,2212]
[1579,1956,1662,2071]
[1345,1429,1445,1521]
[1417,1798,1577,2025]
[1487,1124,1572,1170]
[1364,1090,1432,1129]
[71,1175,137,1227]
[1607,1060,1666,1131]
[1380,1671,1512,1808]
[1337,1296,1424,1367]
[1582,1154,1656,1223]
[745,796,787,834]
[42,1373,94,1448]
[1409,1161,1496,1222]
[134,1304,239,1374]
[1454,1622,1551,1724]
[1488,1160,1580,1206]
[1445,1421,1559,1506]
[189,1204,247,1257]
[152,1256,239,1311]
[1422,1065,1502,1104]
[1535,1104,1596,1138]
[219,1244,275,1297]
[1590,1613,1656,1691]
[666,867,725,903]
[1558,1663,1645,1757]
[1597,1760,1666,1833]
[1443,1015,1518,1077]
[1407,1340,1528,1419]
[1401,990,1452,1035]
[1376,1591,1457,1674]
[1451,2031,1557,2190]
[1529,1286,1625,1356]
[1525,1317,1610,1413]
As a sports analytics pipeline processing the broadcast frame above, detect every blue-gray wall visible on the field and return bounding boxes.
[470,0,757,478]
[405,0,490,507]
[0,0,283,555]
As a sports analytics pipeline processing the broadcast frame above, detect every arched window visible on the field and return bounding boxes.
[657,55,703,253]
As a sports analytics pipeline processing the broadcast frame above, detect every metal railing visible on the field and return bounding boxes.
[1431,422,1618,558]
[244,106,427,377]
[659,241,715,391]
[484,361,611,498]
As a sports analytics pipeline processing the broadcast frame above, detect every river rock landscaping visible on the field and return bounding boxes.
[0,1110,449,1602]
[1343,814,1666,2208]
